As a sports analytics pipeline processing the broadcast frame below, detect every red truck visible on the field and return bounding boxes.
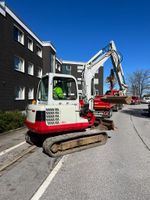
[80,89,124,119]
[93,95,113,118]
[105,89,123,111]
[79,97,113,118]
[130,96,141,105]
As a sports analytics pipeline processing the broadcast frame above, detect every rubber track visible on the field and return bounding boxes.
[43,129,108,157]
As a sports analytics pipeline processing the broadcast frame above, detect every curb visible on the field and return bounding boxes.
[0,126,27,136]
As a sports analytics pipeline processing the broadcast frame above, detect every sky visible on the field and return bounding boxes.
[5,0,150,90]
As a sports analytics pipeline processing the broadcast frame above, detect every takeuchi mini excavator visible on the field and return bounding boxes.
[25,41,130,157]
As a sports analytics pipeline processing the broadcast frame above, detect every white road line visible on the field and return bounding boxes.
[30,155,67,200]
[0,141,26,156]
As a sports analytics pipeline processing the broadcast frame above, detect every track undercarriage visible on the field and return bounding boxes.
[25,119,114,157]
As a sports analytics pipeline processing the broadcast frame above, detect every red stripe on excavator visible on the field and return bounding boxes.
[25,120,89,134]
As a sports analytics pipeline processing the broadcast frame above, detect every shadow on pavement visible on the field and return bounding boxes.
[121,107,150,119]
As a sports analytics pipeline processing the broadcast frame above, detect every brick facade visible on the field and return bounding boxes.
[0,3,55,111]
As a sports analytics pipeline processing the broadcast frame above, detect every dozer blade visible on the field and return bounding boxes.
[94,119,114,130]
[43,129,108,157]
[101,95,132,104]
[100,119,115,130]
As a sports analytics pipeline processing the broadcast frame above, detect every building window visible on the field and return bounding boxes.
[28,62,34,75]
[15,87,25,100]
[28,37,33,51]
[77,69,82,73]
[77,78,82,85]
[50,54,56,72]
[36,45,42,57]
[77,65,84,70]
[14,56,25,73]
[28,88,34,99]
[94,78,99,84]
[95,89,99,95]
[37,67,42,78]
[13,25,24,45]
[66,65,71,71]
[58,66,61,71]
[56,63,61,72]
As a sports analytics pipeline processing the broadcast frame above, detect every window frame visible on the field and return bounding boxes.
[28,62,34,76]
[77,65,84,70]
[28,88,34,100]
[66,65,71,72]
[27,37,33,51]
[13,25,24,45]
[14,55,25,73]
[15,86,25,100]
[36,44,42,58]
[37,67,42,78]
[94,78,99,85]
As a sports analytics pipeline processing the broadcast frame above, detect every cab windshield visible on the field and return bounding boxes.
[53,77,77,100]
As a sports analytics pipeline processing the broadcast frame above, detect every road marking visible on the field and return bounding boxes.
[0,141,26,156]
[0,146,36,172]
[30,156,67,200]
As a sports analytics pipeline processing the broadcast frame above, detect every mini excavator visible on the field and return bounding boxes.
[25,41,131,157]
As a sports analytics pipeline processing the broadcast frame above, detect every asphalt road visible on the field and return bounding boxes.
[0,104,150,200]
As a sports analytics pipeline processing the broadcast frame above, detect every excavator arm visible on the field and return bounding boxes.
[81,41,129,110]
[109,41,128,94]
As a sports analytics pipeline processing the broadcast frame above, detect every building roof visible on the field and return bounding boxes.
[56,57,62,64]
[62,60,85,65]
[0,1,56,52]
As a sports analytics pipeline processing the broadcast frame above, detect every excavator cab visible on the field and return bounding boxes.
[37,74,77,103]
[25,73,90,135]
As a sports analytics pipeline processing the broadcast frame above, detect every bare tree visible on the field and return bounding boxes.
[128,69,150,98]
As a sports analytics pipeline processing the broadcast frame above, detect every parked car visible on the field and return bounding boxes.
[148,104,150,117]
[141,97,150,104]
[130,96,141,105]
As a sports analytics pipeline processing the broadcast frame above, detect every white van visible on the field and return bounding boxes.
[141,97,150,104]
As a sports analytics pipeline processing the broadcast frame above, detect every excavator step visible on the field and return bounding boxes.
[43,129,108,157]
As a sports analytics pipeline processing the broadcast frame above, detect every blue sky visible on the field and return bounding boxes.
[5,0,150,90]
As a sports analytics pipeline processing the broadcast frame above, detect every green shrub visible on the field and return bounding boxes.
[0,111,25,133]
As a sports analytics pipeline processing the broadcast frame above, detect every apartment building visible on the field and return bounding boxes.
[0,2,56,111]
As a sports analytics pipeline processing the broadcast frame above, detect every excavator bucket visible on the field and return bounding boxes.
[43,129,108,157]
[101,95,132,104]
